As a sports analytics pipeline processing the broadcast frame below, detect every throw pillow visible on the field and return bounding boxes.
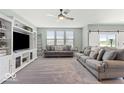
[80,47,86,53]
[89,51,98,59]
[84,49,91,56]
[102,50,117,61]
[46,45,51,51]
[97,49,105,61]
[66,45,71,51]
[63,45,71,51]
[116,49,124,61]
[51,46,55,51]
[83,46,91,56]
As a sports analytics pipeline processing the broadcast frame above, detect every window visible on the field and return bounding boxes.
[47,31,55,45]
[47,40,54,45]
[66,40,73,46]
[99,33,116,47]
[66,31,74,39]
[56,31,64,45]
[47,31,55,39]
[46,30,74,47]
[66,31,74,47]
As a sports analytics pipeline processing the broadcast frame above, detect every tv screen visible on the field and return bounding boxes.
[13,32,30,51]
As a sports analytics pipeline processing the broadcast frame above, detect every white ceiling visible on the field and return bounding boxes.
[11,9,124,28]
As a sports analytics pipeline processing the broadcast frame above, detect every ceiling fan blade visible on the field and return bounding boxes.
[46,14,56,18]
[63,15,74,20]
[63,9,71,15]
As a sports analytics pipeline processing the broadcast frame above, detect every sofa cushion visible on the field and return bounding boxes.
[116,49,124,61]
[101,47,116,51]
[75,53,85,58]
[63,45,71,51]
[97,49,105,61]
[102,50,117,61]
[86,59,104,72]
[103,60,124,69]
[55,46,63,51]
[46,45,51,51]
[80,55,91,63]
[44,51,73,57]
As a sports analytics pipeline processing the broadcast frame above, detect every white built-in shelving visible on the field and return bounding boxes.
[0,14,37,84]
[0,16,12,57]
[13,26,33,34]
[0,13,12,83]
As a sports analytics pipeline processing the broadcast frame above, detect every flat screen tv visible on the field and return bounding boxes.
[13,32,30,51]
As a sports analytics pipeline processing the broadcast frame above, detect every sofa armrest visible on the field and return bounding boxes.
[103,60,124,69]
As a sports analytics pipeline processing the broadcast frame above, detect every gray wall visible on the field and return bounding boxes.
[82,25,89,48]
[88,24,124,31]
[37,28,83,51]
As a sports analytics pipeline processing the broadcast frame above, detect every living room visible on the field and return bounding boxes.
[0,9,124,84]
[2,0,124,92]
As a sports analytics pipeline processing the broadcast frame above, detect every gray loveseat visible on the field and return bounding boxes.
[44,45,73,57]
[75,46,124,81]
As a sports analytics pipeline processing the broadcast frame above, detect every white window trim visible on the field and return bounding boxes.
[46,30,74,47]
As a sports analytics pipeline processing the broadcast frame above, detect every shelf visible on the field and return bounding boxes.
[0,47,8,50]
[13,26,33,34]
[0,17,12,57]
[0,38,7,40]
[0,53,7,57]
[0,28,7,31]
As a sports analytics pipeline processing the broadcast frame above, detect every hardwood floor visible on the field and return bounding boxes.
[3,57,124,84]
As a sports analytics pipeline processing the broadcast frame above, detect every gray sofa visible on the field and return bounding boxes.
[75,46,124,81]
[44,45,73,57]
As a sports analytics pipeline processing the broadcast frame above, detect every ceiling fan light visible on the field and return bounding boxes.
[58,16,64,20]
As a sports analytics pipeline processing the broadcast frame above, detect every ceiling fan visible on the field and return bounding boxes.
[47,9,74,20]
[58,9,74,20]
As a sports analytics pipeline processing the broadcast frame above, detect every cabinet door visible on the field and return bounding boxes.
[33,49,37,59]
[0,56,10,83]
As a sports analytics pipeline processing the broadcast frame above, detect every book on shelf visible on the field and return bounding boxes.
[0,49,7,53]
[0,53,7,56]
[0,49,7,56]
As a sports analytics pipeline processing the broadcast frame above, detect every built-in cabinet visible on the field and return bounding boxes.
[11,17,37,75]
[0,17,12,56]
[0,13,37,83]
[0,13,12,84]
[12,50,37,74]
[0,55,11,83]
